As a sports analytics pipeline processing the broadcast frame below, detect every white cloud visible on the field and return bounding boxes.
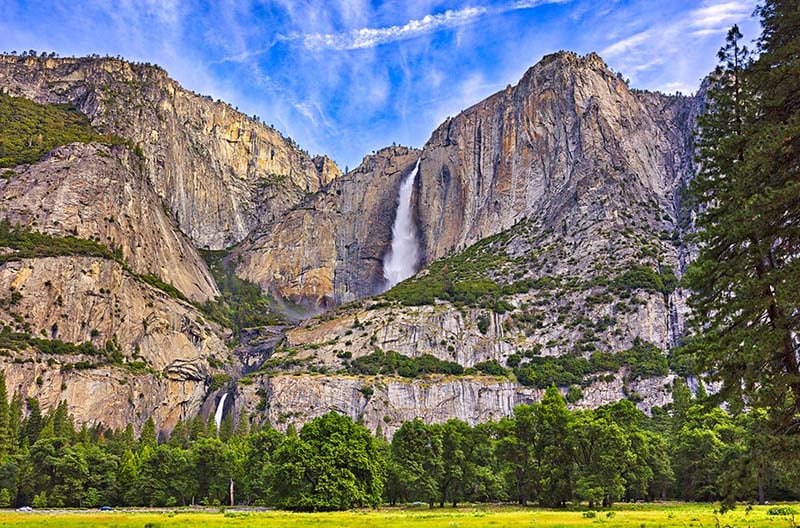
[601,30,653,58]
[595,0,758,92]
[303,6,489,50]
[690,1,753,29]
[301,0,569,51]
[657,81,695,94]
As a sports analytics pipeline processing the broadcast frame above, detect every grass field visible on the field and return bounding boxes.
[0,503,796,527]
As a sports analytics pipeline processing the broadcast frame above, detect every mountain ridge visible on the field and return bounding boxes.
[0,50,704,435]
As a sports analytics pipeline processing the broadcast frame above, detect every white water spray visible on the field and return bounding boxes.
[214,393,228,432]
[383,158,421,288]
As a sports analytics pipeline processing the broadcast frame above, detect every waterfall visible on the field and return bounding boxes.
[214,393,228,432]
[383,159,421,288]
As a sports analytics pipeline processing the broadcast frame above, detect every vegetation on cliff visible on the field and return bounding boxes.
[0,93,124,168]
[199,249,285,338]
[509,338,669,389]
[0,220,187,301]
[347,349,464,378]
[0,219,119,263]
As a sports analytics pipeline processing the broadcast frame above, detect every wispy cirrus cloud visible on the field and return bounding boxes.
[299,0,568,51]
[601,29,653,57]
[689,0,754,36]
[0,0,764,169]
[595,0,758,93]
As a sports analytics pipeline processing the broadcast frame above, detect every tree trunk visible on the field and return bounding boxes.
[755,249,800,415]
[229,478,234,507]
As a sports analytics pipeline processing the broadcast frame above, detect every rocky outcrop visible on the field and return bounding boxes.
[0,255,228,432]
[235,146,420,308]
[0,55,338,250]
[416,52,696,263]
[0,143,218,302]
[234,372,673,438]
[282,287,673,371]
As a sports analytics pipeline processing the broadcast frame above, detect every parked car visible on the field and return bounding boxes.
[99,506,113,511]
[16,506,32,512]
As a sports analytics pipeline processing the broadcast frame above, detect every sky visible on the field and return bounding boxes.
[0,0,761,170]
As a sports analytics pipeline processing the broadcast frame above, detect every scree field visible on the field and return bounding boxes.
[0,504,797,527]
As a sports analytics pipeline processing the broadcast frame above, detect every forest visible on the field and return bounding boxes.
[0,373,797,511]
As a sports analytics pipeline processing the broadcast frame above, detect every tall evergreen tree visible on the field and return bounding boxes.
[139,417,158,451]
[0,372,10,458]
[536,386,573,507]
[686,5,800,433]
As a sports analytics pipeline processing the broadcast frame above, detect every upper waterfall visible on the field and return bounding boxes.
[383,158,421,289]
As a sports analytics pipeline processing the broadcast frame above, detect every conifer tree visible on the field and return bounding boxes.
[687,6,800,432]
[139,417,158,450]
[0,372,10,458]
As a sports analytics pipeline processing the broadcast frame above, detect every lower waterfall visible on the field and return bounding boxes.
[214,392,228,432]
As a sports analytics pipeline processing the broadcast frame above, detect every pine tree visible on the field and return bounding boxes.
[686,9,800,432]
[744,0,800,428]
[0,371,10,458]
[168,420,188,448]
[9,393,22,453]
[21,398,43,446]
[234,411,249,438]
[139,417,158,450]
[219,413,234,442]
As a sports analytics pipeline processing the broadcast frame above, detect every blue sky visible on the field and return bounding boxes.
[0,0,760,170]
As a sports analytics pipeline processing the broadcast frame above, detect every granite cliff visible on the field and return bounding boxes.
[234,146,421,308]
[230,52,704,434]
[0,51,704,436]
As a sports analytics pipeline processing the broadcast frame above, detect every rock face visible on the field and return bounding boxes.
[235,146,420,308]
[0,255,227,432]
[416,52,696,263]
[0,55,338,250]
[0,143,218,302]
[239,52,704,434]
[234,372,673,438]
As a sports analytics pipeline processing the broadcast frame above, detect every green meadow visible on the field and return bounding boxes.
[0,504,796,527]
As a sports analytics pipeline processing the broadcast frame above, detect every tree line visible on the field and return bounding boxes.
[0,371,797,511]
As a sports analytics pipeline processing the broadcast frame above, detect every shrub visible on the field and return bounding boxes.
[566,385,584,403]
[514,338,667,388]
[474,359,508,376]
[477,312,490,334]
[348,350,463,378]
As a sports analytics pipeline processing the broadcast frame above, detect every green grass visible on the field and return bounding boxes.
[0,93,125,167]
[0,503,793,527]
